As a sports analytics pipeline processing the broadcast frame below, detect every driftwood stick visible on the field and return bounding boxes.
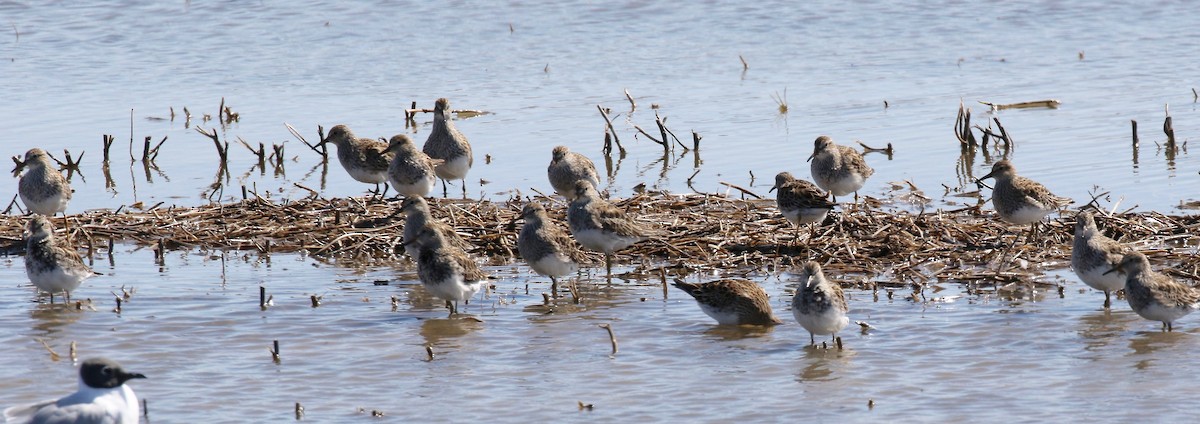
[1132,120,1139,148]
[597,105,625,155]
[624,88,636,111]
[979,99,1061,110]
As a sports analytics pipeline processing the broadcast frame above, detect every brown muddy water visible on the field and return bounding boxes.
[4,0,1200,422]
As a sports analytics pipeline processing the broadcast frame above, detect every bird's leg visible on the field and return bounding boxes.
[441,179,449,198]
[605,254,613,280]
[550,276,559,299]
[1166,322,1173,332]
[49,292,55,304]
[64,291,71,303]
[1103,290,1111,309]
[461,180,467,198]
[809,333,815,346]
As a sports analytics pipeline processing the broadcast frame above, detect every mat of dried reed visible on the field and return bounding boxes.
[1,190,1196,288]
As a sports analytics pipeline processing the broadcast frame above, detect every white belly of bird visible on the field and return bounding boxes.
[529,254,579,279]
[392,174,437,198]
[793,307,849,336]
[1000,204,1053,225]
[424,275,483,304]
[345,167,387,184]
[820,174,866,197]
[698,304,742,325]
[435,156,471,181]
[1075,265,1126,292]
[27,266,90,293]
[573,229,638,254]
[21,193,68,216]
[782,208,829,226]
[1134,302,1197,325]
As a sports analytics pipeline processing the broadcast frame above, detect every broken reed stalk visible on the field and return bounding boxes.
[624,88,636,111]
[1132,120,1140,148]
[114,297,122,313]
[270,340,280,363]
[285,123,327,160]
[954,101,977,147]
[295,402,304,420]
[738,54,749,70]
[102,134,115,162]
[237,137,266,166]
[195,127,229,164]
[598,323,618,355]
[596,105,626,155]
[1163,105,1177,152]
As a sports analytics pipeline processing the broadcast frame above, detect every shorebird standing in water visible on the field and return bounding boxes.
[1105,251,1200,332]
[320,125,395,198]
[383,134,443,199]
[547,145,600,200]
[24,215,95,303]
[397,196,471,260]
[673,279,783,326]
[1071,211,1129,309]
[408,227,488,317]
[517,202,588,297]
[16,148,71,216]
[422,98,474,197]
[567,181,646,280]
[792,261,849,347]
[4,357,146,424]
[807,136,873,203]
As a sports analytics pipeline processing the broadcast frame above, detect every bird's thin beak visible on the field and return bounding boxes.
[806,152,815,163]
[382,143,395,154]
[768,185,778,193]
[1102,266,1120,276]
[975,171,996,186]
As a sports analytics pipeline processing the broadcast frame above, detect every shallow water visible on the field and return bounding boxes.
[4,248,1200,422]
[3,1,1200,422]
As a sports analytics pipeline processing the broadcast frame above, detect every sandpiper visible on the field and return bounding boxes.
[792,261,849,346]
[16,148,71,216]
[408,227,488,316]
[1105,251,1200,331]
[807,135,873,202]
[547,146,600,200]
[976,160,1070,240]
[567,180,646,279]
[25,215,95,303]
[383,134,444,198]
[398,197,472,259]
[422,98,473,197]
[517,202,588,296]
[320,124,395,197]
[1072,211,1129,308]
[769,172,835,240]
[672,279,782,326]
[4,357,146,424]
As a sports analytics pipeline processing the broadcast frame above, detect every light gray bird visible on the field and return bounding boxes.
[319,125,395,197]
[383,134,443,198]
[4,357,146,424]
[976,160,1070,240]
[567,180,646,279]
[547,145,600,200]
[16,148,71,216]
[408,227,488,316]
[517,202,588,296]
[769,171,835,241]
[422,98,473,197]
[1105,251,1200,332]
[25,215,95,303]
[792,261,849,346]
[1071,211,1128,308]
[398,196,472,259]
[807,136,873,202]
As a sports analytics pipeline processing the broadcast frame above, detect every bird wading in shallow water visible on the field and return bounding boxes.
[673,279,782,326]
[407,227,488,317]
[1105,251,1200,332]
[566,180,646,280]
[770,171,835,243]
[517,202,588,297]
[792,261,849,347]
[422,98,474,197]
[1071,211,1129,309]
[24,215,96,303]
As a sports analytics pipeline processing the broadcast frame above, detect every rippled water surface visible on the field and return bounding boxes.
[2,1,1200,422]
